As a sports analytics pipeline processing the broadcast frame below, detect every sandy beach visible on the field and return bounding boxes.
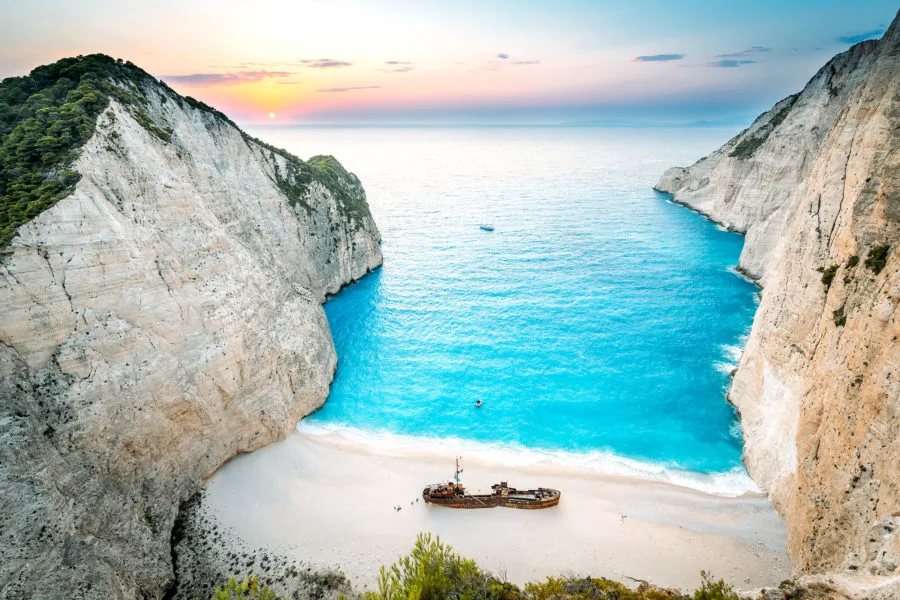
[189,426,790,594]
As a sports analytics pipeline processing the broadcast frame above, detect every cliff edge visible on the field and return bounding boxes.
[657,12,900,588]
[0,56,382,598]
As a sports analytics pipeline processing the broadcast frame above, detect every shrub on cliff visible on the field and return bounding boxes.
[833,305,847,327]
[820,264,838,288]
[865,244,890,275]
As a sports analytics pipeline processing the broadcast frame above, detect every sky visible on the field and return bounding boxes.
[0,0,896,125]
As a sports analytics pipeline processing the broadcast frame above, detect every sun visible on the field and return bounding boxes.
[269,112,276,119]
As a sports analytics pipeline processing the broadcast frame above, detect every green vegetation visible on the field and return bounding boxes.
[0,54,372,248]
[728,94,799,159]
[132,107,173,142]
[208,575,281,600]
[0,54,174,247]
[833,305,846,327]
[688,574,740,600]
[820,264,839,288]
[350,533,735,600]
[363,532,512,600]
[523,577,684,600]
[865,244,890,275]
[306,155,372,219]
[842,255,859,284]
[181,92,240,128]
[203,534,744,600]
[269,152,315,214]
[252,136,372,222]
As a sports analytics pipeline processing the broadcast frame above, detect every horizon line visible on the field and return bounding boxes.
[238,121,752,129]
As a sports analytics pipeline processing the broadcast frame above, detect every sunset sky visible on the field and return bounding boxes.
[0,1,896,124]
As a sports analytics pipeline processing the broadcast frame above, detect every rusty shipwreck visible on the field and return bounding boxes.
[422,457,560,509]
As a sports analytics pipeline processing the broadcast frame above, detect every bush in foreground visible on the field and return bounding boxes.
[358,533,736,600]
[207,534,740,600]
[208,575,281,600]
[363,532,514,600]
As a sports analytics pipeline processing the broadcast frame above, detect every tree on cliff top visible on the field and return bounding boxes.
[0,54,156,247]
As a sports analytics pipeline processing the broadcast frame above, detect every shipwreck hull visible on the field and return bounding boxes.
[502,496,560,509]
[424,495,501,509]
[422,484,560,509]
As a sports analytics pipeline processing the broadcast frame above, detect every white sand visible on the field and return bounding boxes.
[199,428,789,593]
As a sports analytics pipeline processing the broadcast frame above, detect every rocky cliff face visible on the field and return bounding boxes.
[0,59,381,598]
[657,13,900,586]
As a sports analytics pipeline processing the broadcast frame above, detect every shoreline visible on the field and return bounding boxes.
[294,421,761,497]
[186,426,789,593]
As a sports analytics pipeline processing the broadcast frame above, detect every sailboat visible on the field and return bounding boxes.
[479,210,494,231]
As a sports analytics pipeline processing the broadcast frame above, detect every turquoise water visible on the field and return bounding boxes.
[249,126,758,484]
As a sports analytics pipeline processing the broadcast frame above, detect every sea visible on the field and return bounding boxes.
[245,125,760,496]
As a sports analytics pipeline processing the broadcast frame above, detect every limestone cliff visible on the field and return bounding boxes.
[0,57,381,598]
[656,12,900,586]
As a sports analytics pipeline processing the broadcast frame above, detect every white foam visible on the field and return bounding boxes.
[715,346,742,377]
[717,327,752,375]
[714,361,737,375]
[727,266,758,288]
[722,343,744,363]
[296,421,761,497]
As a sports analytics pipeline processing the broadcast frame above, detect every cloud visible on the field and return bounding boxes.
[478,55,540,70]
[160,71,293,86]
[632,53,684,62]
[300,59,353,69]
[838,29,886,44]
[709,59,755,68]
[715,46,770,59]
[380,61,414,73]
[706,46,768,68]
[317,85,382,93]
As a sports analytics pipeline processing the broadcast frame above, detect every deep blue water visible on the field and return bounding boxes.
[249,126,758,480]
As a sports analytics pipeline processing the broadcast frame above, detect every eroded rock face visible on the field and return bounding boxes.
[0,78,381,598]
[657,12,900,581]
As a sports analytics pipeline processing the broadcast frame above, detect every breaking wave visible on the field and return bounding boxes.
[296,421,761,498]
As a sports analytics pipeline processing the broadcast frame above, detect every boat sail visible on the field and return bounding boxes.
[479,211,494,231]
